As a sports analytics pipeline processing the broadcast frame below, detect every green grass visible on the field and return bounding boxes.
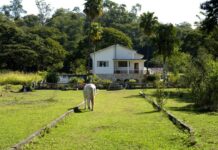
[23,90,191,150]
[0,71,44,85]
[144,88,218,150]
[2,88,216,149]
[0,87,81,149]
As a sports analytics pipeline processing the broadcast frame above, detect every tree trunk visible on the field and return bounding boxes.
[163,56,167,85]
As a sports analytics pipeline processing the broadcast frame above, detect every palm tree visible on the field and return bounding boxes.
[156,24,176,84]
[139,12,158,73]
[83,0,103,73]
[140,12,158,36]
[90,22,103,73]
[83,0,103,22]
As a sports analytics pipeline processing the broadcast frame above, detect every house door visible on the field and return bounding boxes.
[134,63,139,73]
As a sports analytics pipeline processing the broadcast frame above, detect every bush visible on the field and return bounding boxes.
[86,75,112,89]
[69,77,85,84]
[46,71,59,83]
[97,79,112,89]
[168,73,180,87]
[186,49,218,111]
[86,75,98,83]
[154,81,167,109]
[128,79,137,83]
[146,74,160,82]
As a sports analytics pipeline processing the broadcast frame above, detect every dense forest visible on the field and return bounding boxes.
[0,0,217,74]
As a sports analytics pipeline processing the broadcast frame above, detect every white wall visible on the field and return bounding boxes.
[91,46,114,74]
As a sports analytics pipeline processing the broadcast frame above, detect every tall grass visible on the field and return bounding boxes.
[0,71,44,85]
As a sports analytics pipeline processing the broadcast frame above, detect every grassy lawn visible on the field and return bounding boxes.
[144,88,218,150]
[0,86,81,149]
[23,90,191,150]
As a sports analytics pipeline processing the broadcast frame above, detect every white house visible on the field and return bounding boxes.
[90,44,146,82]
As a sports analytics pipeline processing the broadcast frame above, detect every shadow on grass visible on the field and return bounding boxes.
[168,104,218,115]
[135,110,159,115]
[67,107,92,113]
[147,90,194,104]
[124,95,142,99]
[0,97,58,106]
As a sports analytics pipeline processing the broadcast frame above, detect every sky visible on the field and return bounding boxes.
[0,0,206,27]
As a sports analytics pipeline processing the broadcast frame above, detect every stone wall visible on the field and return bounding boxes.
[97,74,145,83]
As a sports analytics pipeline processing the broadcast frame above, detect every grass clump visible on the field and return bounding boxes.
[0,71,43,85]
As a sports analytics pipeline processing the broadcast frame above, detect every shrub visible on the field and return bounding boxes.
[87,75,101,84]
[185,49,218,111]
[98,79,112,89]
[86,75,112,89]
[154,81,167,109]
[146,74,161,82]
[69,77,85,84]
[168,73,181,87]
[46,71,59,83]
[128,79,137,83]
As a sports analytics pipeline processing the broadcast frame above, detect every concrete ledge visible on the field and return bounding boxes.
[139,91,196,145]
[10,109,75,150]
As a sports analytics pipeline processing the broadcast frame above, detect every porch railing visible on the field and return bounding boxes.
[114,69,144,74]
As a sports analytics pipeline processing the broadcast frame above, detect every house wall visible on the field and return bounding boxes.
[91,46,114,74]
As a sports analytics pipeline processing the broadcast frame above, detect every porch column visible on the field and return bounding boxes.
[127,61,130,74]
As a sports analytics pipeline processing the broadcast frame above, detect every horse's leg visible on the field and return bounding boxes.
[91,91,94,111]
[84,99,87,110]
[83,93,87,110]
[87,99,91,110]
[91,98,94,111]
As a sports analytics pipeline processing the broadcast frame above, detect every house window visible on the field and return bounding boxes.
[97,61,109,67]
[118,61,128,67]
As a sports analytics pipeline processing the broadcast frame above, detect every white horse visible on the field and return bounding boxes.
[83,83,96,111]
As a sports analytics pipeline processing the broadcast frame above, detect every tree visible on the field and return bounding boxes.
[140,12,158,36]
[9,0,26,19]
[200,0,218,32]
[19,14,41,27]
[180,30,204,57]
[0,22,38,71]
[155,24,177,83]
[0,44,37,71]
[139,12,158,73]
[83,0,103,22]
[90,22,103,44]
[98,27,133,49]
[27,26,66,45]
[204,26,218,58]
[131,3,141,16]
[0,0,26,19]
[35,0,52,24]
[48,8,85,51]
[0,5,11,18]
[100,1,137,26]
[185,48,218,111]
[84,0,103,72]
[48,8,86,73]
